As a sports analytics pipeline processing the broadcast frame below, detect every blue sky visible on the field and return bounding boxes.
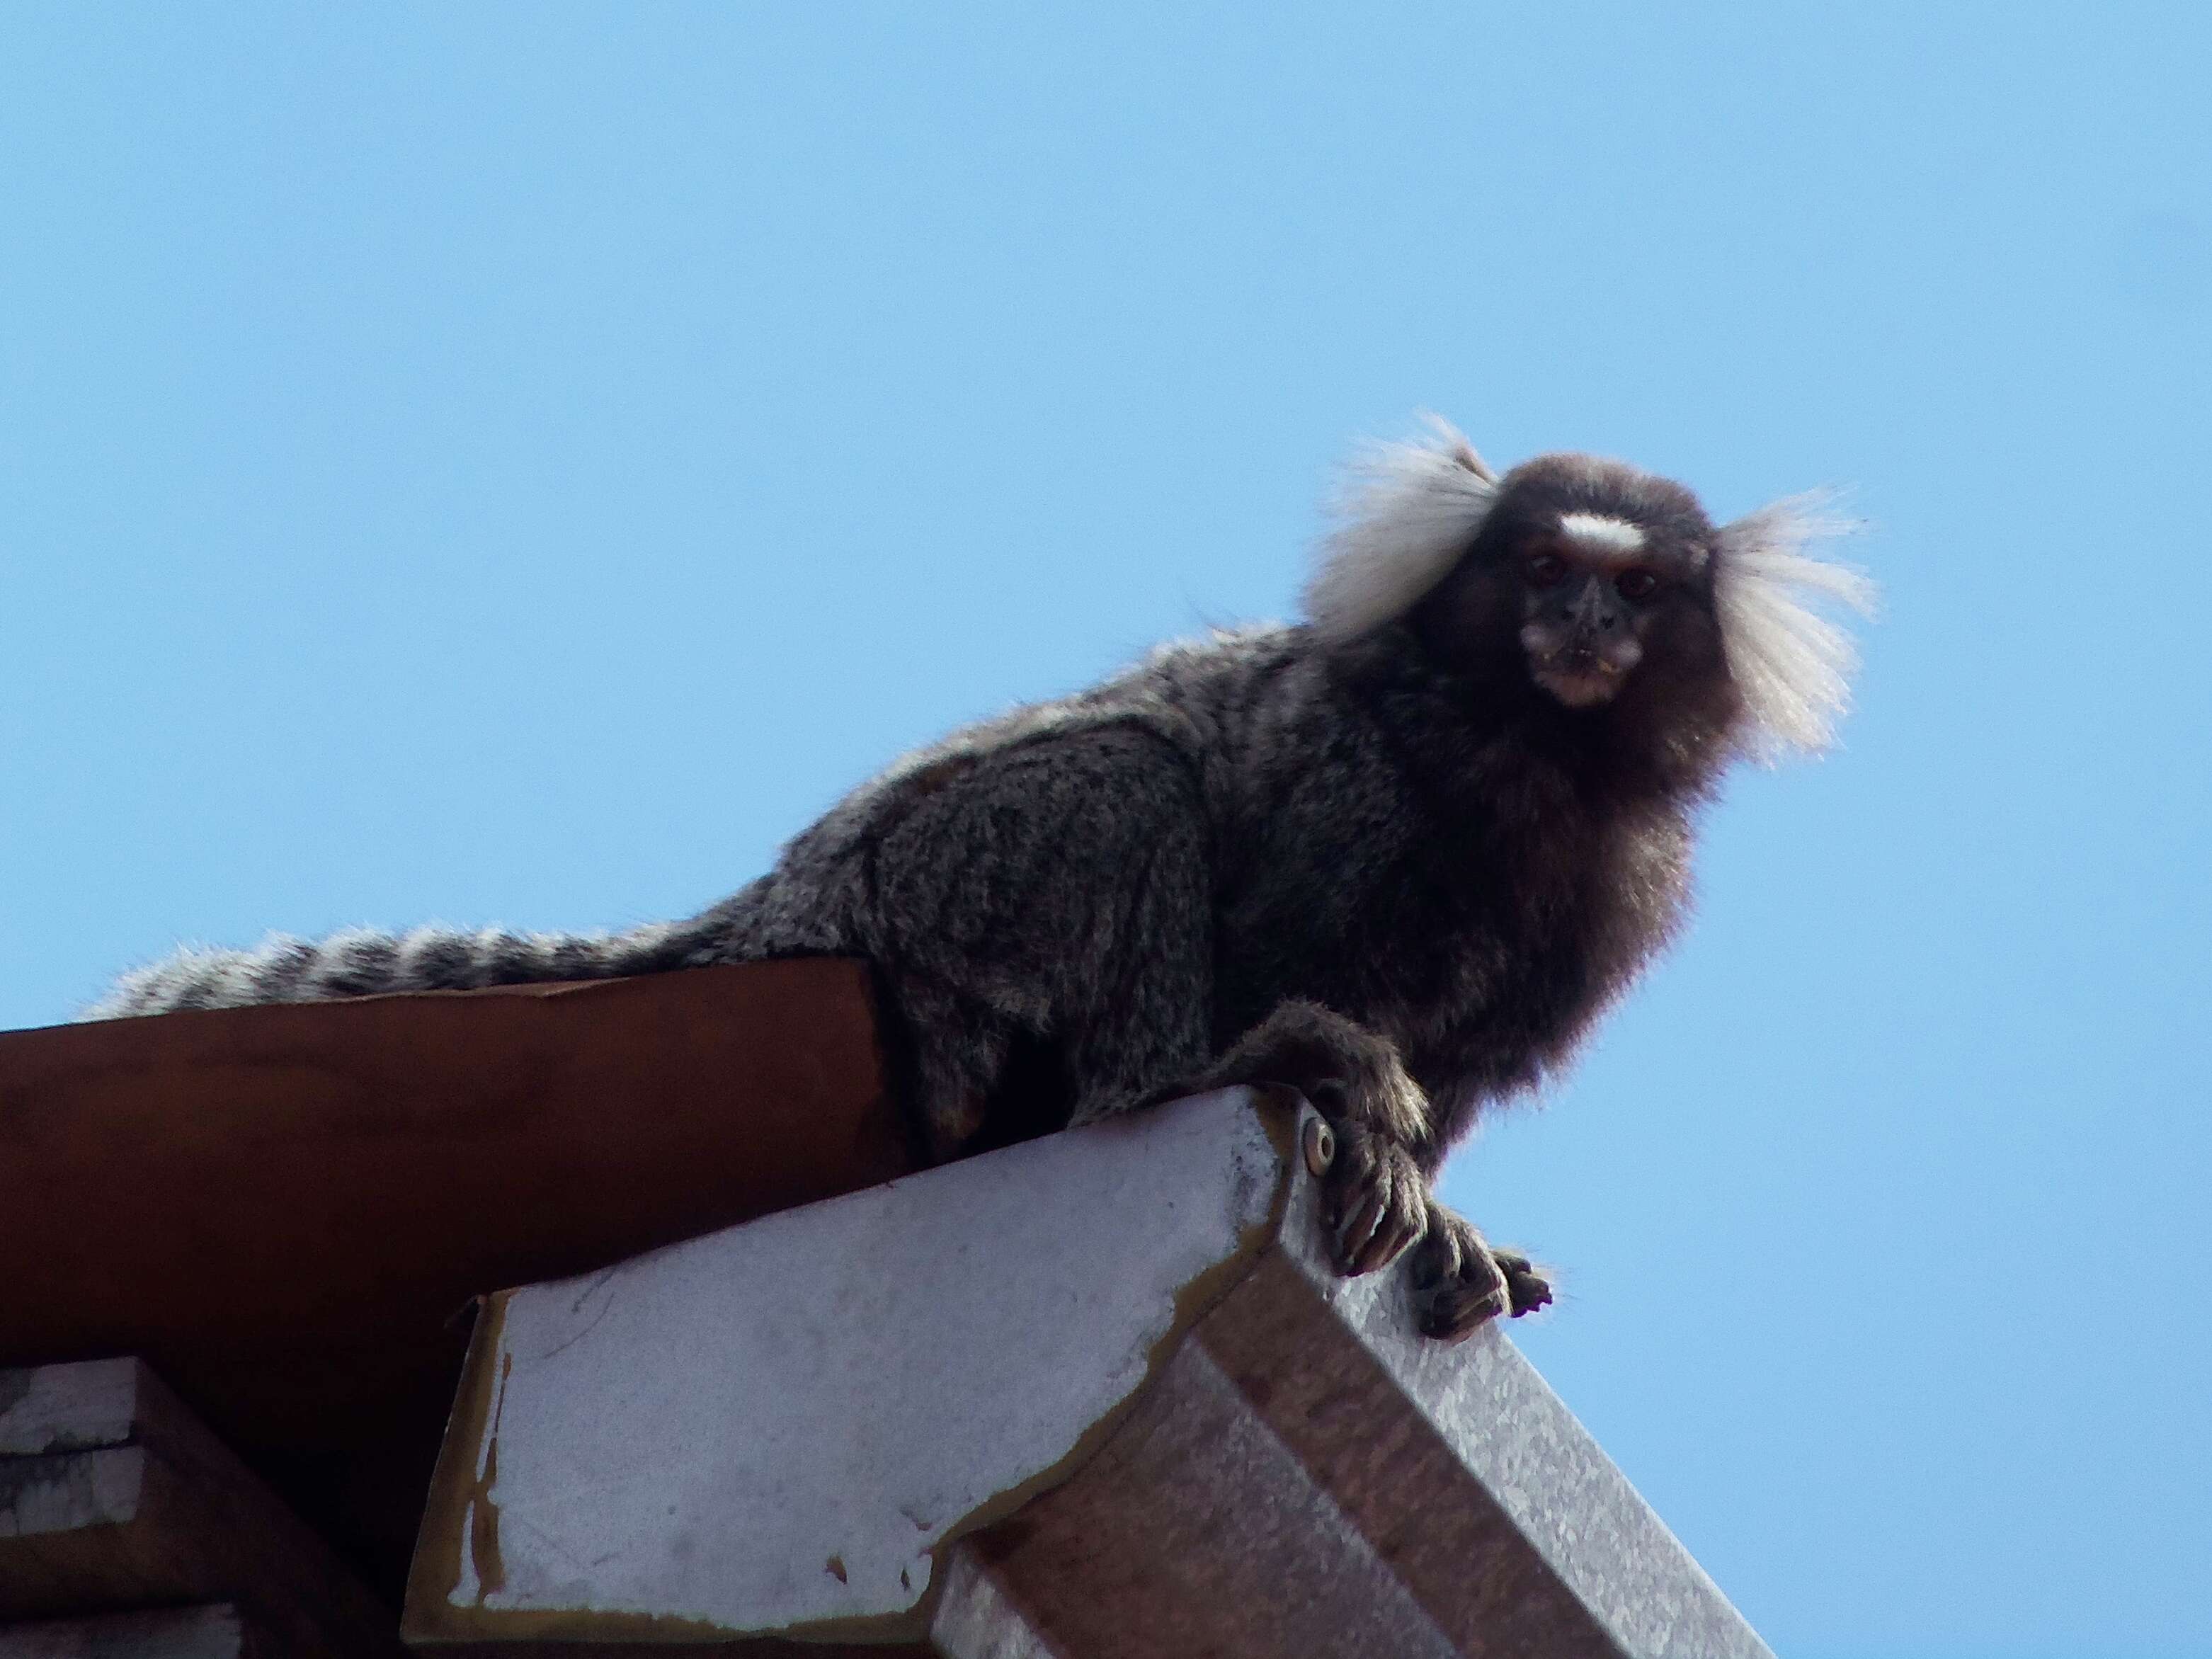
[3,6,2206,1654]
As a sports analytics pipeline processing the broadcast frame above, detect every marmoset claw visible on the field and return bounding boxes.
[1321,1117,1428,1277]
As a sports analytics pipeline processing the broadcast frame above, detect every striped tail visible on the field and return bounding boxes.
[82,919,704,1021]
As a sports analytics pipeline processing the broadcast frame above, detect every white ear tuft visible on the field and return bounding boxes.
[1714,494,1876,761]
[1304,416,1500,643]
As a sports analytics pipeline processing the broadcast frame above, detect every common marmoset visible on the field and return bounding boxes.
[88,421,1870,1340]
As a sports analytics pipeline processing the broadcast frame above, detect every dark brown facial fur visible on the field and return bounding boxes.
[1407,454,1742,792]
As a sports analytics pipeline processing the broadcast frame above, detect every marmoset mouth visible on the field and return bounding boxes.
[1527,640,1636,707]
[1532,661,1626,707]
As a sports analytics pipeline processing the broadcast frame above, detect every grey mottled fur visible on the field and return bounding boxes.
[87,421,1869,1339]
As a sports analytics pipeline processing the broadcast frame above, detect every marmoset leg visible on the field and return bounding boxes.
[857,725,1217,1163]
[1167,1000,1550,1338]
[1166,1000,1431,1274]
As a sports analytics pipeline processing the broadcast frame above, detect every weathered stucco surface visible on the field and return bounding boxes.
[406,1088,1774,1657]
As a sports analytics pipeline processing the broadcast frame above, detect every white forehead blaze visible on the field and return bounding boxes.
[1558,512,1647,554]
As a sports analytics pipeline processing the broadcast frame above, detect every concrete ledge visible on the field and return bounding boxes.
[0,1610,261,1659]
[0,1607,255,1659]
[404,1090,1772,1657]
[0,960,904,1600]
[0,1360,397,1659]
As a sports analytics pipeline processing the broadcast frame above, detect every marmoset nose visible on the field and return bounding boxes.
[1570,579,1623,635]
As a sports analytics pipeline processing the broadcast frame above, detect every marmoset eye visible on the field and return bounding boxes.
[1524,553,1568,588]
[1614,569,1659,600]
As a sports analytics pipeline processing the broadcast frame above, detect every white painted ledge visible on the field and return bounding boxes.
[404,1088,1772,1658]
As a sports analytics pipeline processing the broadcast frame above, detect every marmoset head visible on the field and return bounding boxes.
[1303,419,1874,763]
[1444,453,1722,713]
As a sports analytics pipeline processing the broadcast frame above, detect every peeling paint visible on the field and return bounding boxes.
[466,1352,513,1602]
[403,1088,1306,1646]
[902,1088,1307,1630]
[402,1292,508,1642]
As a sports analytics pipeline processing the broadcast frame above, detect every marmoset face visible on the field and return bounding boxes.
[1410,453,1730,719]
[1509,511,1711,709]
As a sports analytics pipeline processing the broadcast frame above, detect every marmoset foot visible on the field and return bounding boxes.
[1492,1247,1553,1318]
[1313,1107,1430,1276]
[1410,1206,1551,1341]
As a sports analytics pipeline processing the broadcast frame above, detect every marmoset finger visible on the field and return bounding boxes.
[1420,1270,1511,1342]
[1335,1161,1394,1269]
[1327,1124,1426,1275]
[1352,1200,1424,1276]
[1493,1250,1554,1317]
